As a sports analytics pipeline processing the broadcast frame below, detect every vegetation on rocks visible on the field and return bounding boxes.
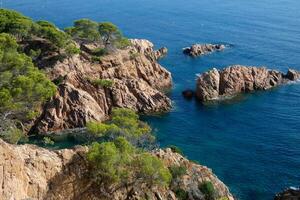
[0,33,56,143]
[86,108,171,194]
[199,181,216,200]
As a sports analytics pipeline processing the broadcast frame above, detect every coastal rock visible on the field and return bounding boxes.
[183,44,225,57]
[274,187,300,200]
[182,89,195,99]
[32,39,172,133]
[196,65,300,101]
[0,139,234,200]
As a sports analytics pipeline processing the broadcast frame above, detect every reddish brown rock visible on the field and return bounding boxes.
[183,44,225,57]
[196,65,300,101]
[0,139,234,200]
[32,39,172,133]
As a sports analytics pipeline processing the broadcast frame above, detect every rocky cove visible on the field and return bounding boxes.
[1,6,300,200]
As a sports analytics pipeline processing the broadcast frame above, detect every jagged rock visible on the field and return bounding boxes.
[274,187,300,200]
[32,39,172,133]
[182,89,195,99]
[0,139,234,200]
[195,65,300,101]
[183,44,225,57]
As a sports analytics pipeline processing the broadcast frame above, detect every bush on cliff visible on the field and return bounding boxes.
[199,181,216,200]
[87,137,171,193]
[86,108,155,148]
[0,33,56,143]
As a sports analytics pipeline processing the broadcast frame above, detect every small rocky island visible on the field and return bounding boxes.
[195,65,300,101]
[183,44,226,57]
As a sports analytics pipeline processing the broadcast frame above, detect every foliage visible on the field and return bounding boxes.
[0,33,56,141]
[43,137,55,145]
[115,37,131,49]
[91,56,102,63]
[87,137,171,192]
[169,165,187,179]
[0,9,37,40]
[65,42,81,56]
[91,47,108,56]
[90,78,114,88]
[28,49,41,60]
[65,19,100,41]
[86,108,154,147]
[0,126,23,144]
[199,181,216,200]
[217,198,229,200]
[98,22,121,47]
[134,152,172,187]
[0,9,71,49]
[168,145,184,155]
[174,188,189,200]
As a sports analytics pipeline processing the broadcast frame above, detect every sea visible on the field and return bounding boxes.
[4,0,300,199]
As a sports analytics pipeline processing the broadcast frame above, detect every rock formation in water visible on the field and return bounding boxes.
[0,139,234,200]
[183,44,225,57]
[30,39,172,133]
[274,187,300,200]
[196,65,300,101]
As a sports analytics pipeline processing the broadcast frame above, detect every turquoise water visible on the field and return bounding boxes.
[5,0,300,199]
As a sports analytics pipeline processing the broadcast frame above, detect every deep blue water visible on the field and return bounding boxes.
[4,0,300,199]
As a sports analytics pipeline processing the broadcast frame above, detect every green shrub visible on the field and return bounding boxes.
[199,181,216,200]
[65,42,81,56]
[169,165,187,179]
[115,37,131,49]
[91,56,102,63]
[90,78,114,88]
[87,137,171,192]
[43,137,55,145]
[28,49,41,59]
[0,33,57,122]
[174,188,189,200]
[91,47,108,56]
[0,127,23,144]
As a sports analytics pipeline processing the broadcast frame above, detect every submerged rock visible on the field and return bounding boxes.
[32,39,172,133]
[196,65,300,101]
[183,44,225,57]
[274,187,300,200]
[182,89,195,99]
[0,139,234,200]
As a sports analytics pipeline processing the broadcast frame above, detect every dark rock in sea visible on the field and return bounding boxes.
[183,44,225,57]
[195,65,300,102]
[182,89,195,99]
[274,187,300,200]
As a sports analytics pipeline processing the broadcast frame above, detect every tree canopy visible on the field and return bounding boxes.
[87,137,171,193]
[0,33,57,143]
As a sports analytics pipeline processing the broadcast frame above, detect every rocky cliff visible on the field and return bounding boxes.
[196,65,300,101]
[0,139,233,200]
[31,39,172,134]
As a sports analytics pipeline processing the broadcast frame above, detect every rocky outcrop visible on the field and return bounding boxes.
[196,65,300,101]
[274,187,300,200]
[183,44,225,57]
[32,39,172,133]
[0,139,234,200]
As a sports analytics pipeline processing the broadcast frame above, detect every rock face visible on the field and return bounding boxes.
[0,139,234,200]
[183,44,225,57]
[196,65,300,101]
[32,39,172,133]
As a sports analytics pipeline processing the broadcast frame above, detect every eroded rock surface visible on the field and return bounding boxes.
[0,139,234,200]
[32,39,172,133]
[183,44,225,57]
[196,65,300,101]
[274,187,300,200]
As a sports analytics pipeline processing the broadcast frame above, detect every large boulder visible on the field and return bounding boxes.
[183,44,225,57]
[32,39,172,133]
[0,139,234,200]
[274,187,300,200]
[196,65,300,101]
